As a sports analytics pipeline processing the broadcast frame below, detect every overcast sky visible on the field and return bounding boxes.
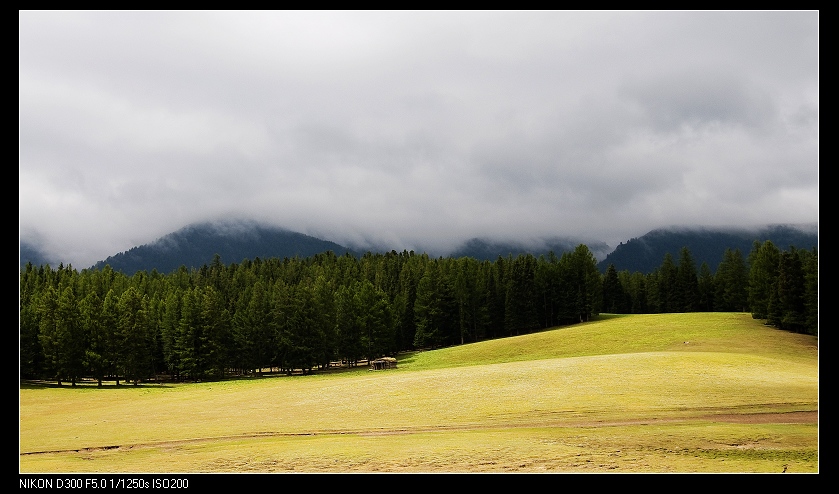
[20,11,819,268]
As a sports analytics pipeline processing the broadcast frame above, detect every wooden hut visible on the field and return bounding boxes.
[369,357,397,370]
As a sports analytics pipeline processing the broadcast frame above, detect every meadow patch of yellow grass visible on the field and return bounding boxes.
[20,313,818,473]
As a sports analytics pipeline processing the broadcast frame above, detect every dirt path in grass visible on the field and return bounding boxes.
[699,410,817,424]
[20,410,817,456]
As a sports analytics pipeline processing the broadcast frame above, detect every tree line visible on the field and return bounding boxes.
[19,241,816,386]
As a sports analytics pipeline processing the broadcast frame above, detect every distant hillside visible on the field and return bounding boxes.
[22,220,818,275]
[597,224,818,274]
[20,241,57,270]
[448,237,612,262]
[92,221,360,274]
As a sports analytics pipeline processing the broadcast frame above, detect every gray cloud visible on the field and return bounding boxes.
[19,11,819,267]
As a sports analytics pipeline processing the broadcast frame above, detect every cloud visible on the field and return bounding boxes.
[19,11,819,268]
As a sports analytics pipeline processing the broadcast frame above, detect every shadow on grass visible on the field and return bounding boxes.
[19,361,384,389]
[20,379,175,390]
[591,313,631,321]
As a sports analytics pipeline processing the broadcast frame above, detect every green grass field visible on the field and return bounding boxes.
[19,312,818,473]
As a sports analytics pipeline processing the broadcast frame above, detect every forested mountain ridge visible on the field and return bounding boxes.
[597,224,818,274]
[89,221,361,274]
[19,221,817,275]
[20,241,56,270]
[448,237,611,262]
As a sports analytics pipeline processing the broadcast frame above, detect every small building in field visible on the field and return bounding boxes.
[369,357,397,370]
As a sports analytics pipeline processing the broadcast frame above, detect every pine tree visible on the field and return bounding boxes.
[645,254,676,313]
[118,286,152,385]
[101,289,121,383]
[504,254,539,335]
[559,245,601,322]
[20,264,44,379]
[235,280,273,375]
[38,285,84,385]
[160,288,183,380]
[620,271,647,314]
[176,287,204,381]
[696,262,715,312]
[201,285,231,378]
[802,248,818,336]
[714,249,749,312]
[414,262,447,348]
[601,264,625,313]
[335,283,364,366]
[748,241,780,320]
[535,253,561,326]
[310,273,338,369]
[676,247,699,312]
[776,247,806,333]
[357,279,394,360]
[80,291,107,386]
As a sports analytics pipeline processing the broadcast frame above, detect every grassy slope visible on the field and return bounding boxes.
[19,312,818,473]
[405,313,817,369]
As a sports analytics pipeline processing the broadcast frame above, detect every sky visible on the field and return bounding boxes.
[19,11,819,268]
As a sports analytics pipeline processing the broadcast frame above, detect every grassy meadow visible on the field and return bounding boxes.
[19,312,818,473]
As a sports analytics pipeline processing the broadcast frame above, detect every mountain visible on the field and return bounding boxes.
[90,224,612,274]
[597,223,818,274]
[448,237,612,262]
[20,241,57,270]
[91,221,360,274]
[22,220,819,275]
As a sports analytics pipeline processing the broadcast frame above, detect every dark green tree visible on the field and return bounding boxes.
[101,289,121,383]
[619,271,647,314]
[234,280,273,376]
[309,273,338,369]
[201,285,232,378]
[281,282,322,375]
[748,241,780,320]
[177,287,205,381]
[356,279,394,360]
[414,261,455,348]
[160,288,183,380]
[775,247,807,333]
[802,248,818,336]
[559,245,601,322]
[676,247,699,312]
[504,254,539,335]
[80,291,107,386]
[118,286,152,385]
[394,254,421,350]
[20,264,44,379]
[714,249,749,312]
[486,257,507,337]
[601,264,626,313]
[696,262,715,312]
[38,285,85,385]
[535,253,561,326]
[335,283,364,366]
[655,253,678,313]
